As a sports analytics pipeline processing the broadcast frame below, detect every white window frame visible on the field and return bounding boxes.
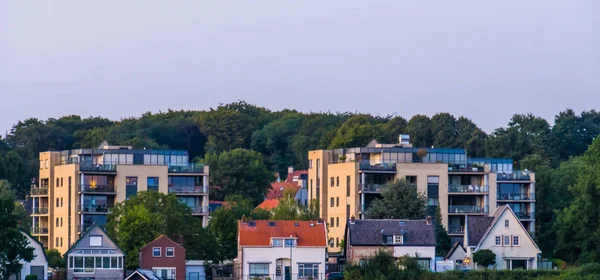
[152,267,176,280]
[505,219,509,228]
[503,235,511,246]
[89,236,102,247]
[298,263,319,279]
[272,239,283,247]
[152,247,161,257]
[165,247,175,257]
[513,236,520,246]
[249,263,269,278]
[495,236,502,246]
[394,235,403,244]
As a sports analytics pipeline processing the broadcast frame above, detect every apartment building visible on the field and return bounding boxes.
[29,142,210,253]
[307,135,535,253]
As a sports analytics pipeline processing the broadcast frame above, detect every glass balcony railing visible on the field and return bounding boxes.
[515,212,535,219]
[190,206,210,214]
[448,205,489,214]
[31,227,49,235]
[448,165,484,172]
[497,171,531,181]
[448,226,465,234]
[78,204,111,213]
[79,162,117,172]
[497,193,535,201]
[360,184,386,192]
[32,207,49,215]
[169,186,208,194]
[80,185,116,193]
[448,185,489,193]
[358,160,396,171]
[30,188,49,195]
[168,163,205,173]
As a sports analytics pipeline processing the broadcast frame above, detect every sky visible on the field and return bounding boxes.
[1,1,599,135]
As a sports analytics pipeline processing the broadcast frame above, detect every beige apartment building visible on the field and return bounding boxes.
[308,135,535,253]
[29,142,209,254]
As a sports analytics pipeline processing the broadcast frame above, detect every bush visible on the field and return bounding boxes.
[473,249,496,268]
[25,275,38,280]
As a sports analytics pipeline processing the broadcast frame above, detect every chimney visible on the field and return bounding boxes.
[426,216,432,225]
[288,166,294,175]
[241,215,247,223]
[349,216,356,224]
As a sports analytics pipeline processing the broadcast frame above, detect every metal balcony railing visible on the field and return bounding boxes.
[358,160,396,171]
[497,171,531,181]
[168,163,204,173]
[169,186,208,194]
[360,184,386,193]
[190,206,210,214]
[31,227,49,234]
[79,162,118,172]
[448,205,489,214]
[497,193,535,201]
[30,188,49,195]
[448,185,489,193]
[515,212,535,219]
[80,184,116,193]
[32,207,49,214]
[448,226,465,234]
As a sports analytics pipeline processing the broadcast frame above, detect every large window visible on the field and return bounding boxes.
[178,196,199,208]
[417,259,431,270]
[298,263,319,278]
[126,177,138,199]
[272,239,283,247]
[71,255,123,273]
[346,176,351,196]
[168,176,201,187]
[249,263,269,278]
[147,177,159,192]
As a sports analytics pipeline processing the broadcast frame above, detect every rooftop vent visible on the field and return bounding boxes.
[309,223,315,227]
[294,222,300,227]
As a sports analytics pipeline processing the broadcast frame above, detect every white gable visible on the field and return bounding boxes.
[447,244,466,262]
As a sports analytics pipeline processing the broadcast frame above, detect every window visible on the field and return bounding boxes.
[417,259,431,270]
[298,263,319,279]
[56,198,59,207]
[346,205,350,220]
[85,257,94,272]
[56,238,59,247]
[336,176,339,186]
[406,176,417,185]
[153,247,161,257]
[309,160,313,169]
[394,235,403,244]
[153,268,176,280]
[505,219,509,228]
[330,177,334,188]
[336,237,339,246]
[95,257,102,268]
[69,176,72,187]
[504,235,510,246]
[61,197,63,207]
[285,239,295,247]
[329,238,334,248]
[336,197,339,207]
[56,178,59,188]
[330,218,334,227]
[495,236,502,246]
[336,217,339,227]
[513,236,519,246]
[346,176,351,196]
[385,236,393,244]
[249,263,269,278]
[56,218,59,227]
[61,177,64,187]
[147,177,159,192]
[330,198,334,207]
[126,177,138,199]
[272,239,283,247]
[427,198,439,206]
[102,257,110,269]
[166,247,174,257]
[45,159,48,169]
[90,236,102,247]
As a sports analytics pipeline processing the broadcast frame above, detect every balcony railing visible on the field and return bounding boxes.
[497,193,535,201]
[190,206,210,214]
[448,226,465,234]
[168,163,204,173]
[448,205,489,214]
[30,188,49,195]
[448,165,484,172]
[78,204,111,213]
[360,184,386,193]
[32,207,49,214]
[31,227,49,235]
[80,184,116,193]
[79,162,117,172]
[358,160,396,172]
[359,204,373,213]
[169,186,208,194]
[497,171,531,181]
[515,212,535,219]
[448,185,489,193]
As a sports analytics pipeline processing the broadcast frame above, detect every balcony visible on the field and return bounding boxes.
[358,160,396,172]
[497,171,531,181]
[79,162,117,172]
[448,205,488,214]
[497,193,535,201]
[80,184,116,194]
[168,163,204,174]
[30,187,49,196]
[190,206,210,215]
[515,212,535,220]
[358,204,373,213]
[360,184,386,193]
[448,185,489,194]
[78,204,111,214]
[448,165,484,172]
[169,186,208,195]
[31,227,49,235]
[31,207,49,215]
[448,226,465,235]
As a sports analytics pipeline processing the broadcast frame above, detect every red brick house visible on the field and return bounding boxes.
[139,235,186,280]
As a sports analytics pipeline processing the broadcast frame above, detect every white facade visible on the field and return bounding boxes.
[239,247,326,280]
[392,246,436,271]
[18,232,48,280]
[469,207,541,270]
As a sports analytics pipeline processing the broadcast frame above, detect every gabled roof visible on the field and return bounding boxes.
[446,242,466,259]
[466,216,493,246]
[474,205,541,252]
[139,235,185,252]
[285,170,308,183]
[256,199,280,211]
[347,219,435,246]
[267,182,301,200]
[125,269,162,280]
[65,223,123,256]
[238,220,327,247]
[20,230,47,262]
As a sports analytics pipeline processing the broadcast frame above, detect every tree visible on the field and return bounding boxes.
[328,115,385,149]
[203,149,272,204]
[0,184,35,279]
[455,117,487,157]
[434,206,451,256]
[291,113,347,168]
[473,249,496,268]
[208,208,238,262]
[431,113,457,148]
[46,249,66,269]
[367,180,427,219]
[406,115,433,147]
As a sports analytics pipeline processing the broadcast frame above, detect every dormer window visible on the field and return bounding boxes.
[394,235,403,244]
[272,239,283,247]
[285,239,295,247]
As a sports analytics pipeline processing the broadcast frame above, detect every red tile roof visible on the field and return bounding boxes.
[256,199,280,210]
[267,182,301,200]
[238,220,327,247]
[285,170,308,183]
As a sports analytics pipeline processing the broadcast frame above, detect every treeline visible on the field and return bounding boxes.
[1,101,600,262]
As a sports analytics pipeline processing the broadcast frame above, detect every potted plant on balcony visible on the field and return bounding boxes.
[416,149,428,162]
[338,155,347,163]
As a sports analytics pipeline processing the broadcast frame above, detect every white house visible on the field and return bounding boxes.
[344,217,437,271]
[446,242,466,268]
[464,205,541,270]
[235,220,327,280]
[10,231,48,280]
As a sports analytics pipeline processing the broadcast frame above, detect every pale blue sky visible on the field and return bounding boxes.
[1,1,599,134]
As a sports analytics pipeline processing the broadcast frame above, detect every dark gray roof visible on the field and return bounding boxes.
[348,219,435,246]
[466,216,493,246]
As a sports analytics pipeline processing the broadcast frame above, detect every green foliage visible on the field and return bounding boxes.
[367,180,427,219]
[46,249,66,268]
[406,115,433,147]
[25,275,37,280]
[434,206,451,256]
[343,249,425,280]
[203,148,272,203]
[473,249,496,268]
[270,194,319,221]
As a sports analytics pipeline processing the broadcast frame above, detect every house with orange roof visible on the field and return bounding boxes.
[267,167,309,206]
[235,220,328,280]
[256,199,280,211]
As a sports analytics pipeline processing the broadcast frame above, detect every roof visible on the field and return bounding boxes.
[185,260,207,266]
[466,216,493,246]
[139,235,185,252]
[267,182,301,200]
[285,170,308,183]
[473,205,541,252]
[446,242,466,259]
[20,230,48,262]
[347,219,435,246]
[238,220,327,247]
[125,269,161,280]
[256,199,280,211]
[65,223,124,256]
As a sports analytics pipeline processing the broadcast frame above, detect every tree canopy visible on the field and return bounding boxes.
[367,180,427,219]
